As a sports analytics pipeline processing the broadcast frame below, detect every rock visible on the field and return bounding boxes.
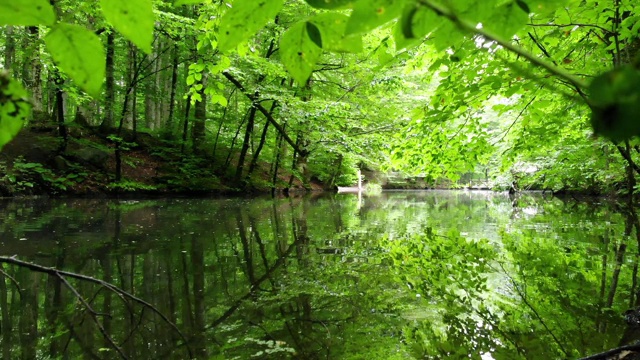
[52,155,70,171]
[70,147,110,169]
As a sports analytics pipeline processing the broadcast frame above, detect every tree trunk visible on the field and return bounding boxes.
[271,125,285,195]
[25,27,44,120]
[191,75,207,152]
[145,40,159,130]
[247,101,277,180]
[166,44,179,138]
[54,70,67,151]
[223,109,249,172]
[4,26,15,72]
[235,98,258,183]
[0,265,11,359]
[181,95,192,154]
[100,31,115,131]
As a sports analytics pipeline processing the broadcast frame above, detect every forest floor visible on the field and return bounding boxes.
[0,126,322,197]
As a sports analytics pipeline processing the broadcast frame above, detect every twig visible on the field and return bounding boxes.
[57,274,128,359]
[0,266,22,295]
[417,0,589,90]
[527,22,614,34]
[493,94,538,144]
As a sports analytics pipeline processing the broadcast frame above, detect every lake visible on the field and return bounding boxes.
[0,191,636,359]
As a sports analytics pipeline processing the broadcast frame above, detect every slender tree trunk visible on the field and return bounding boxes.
[271,127,285,196]
[190,235,207,358]
[17,269,39,360]
[54,70,67,151]
[192,74,207,153]
[26,26,43,119]
[101,31,115,131]
[181,96,192,154]
[166,44,179,137]
[224,109,249,172]
[4,26,15,72]
[247,101,277,180]
[144,39,159,130]
[235,98,258,183]
[0,265,11,359]
[212,89,235,158]
[154,38,164,130]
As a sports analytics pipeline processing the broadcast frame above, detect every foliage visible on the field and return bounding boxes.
[0,156,83,194]
[107,179,158,191]
[0,72,28,151]
[1,0,640,194]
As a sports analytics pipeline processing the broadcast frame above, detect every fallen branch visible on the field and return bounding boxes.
[579,342,640,360]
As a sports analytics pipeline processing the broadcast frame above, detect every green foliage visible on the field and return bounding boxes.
[0,157,82,193]
[590,65,640,143]
[44,24,106,97]
[345,0,403,35]
[0,73,28,151]
[304,0,353,10]
[309,13,363,52]
[99,0,155,53]
[217,0,284,52]
[279,21,323,85]
[108,179,157,191]
[0,0,56,26]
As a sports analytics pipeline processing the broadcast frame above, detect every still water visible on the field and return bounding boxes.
[0,191,636,359]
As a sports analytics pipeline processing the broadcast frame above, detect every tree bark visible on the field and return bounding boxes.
[235,95,258,183]
[166,44,179,137]
[4,26,15,72]
[247,101,277,180]
[191,75,207,153]
[100,31,115,131]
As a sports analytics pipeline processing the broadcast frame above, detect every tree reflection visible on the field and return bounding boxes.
[0,193,639,358]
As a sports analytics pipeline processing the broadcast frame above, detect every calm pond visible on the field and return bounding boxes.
[0,191,637,359]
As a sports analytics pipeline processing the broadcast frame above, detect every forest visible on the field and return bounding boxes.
[0,0,637,195]
[2,0,640,359]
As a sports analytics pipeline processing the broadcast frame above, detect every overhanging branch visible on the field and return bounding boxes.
[222,71,306,155]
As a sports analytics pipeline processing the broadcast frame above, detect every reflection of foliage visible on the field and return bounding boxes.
[1,193,639,359]
[386,228,497,358]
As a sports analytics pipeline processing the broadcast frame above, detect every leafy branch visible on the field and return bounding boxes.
[417,0,589,91]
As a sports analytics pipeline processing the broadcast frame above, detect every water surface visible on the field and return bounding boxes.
[0,191,635,359]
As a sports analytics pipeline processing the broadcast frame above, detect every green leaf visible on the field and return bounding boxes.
[310,13,363,52]
[515,0,530,13]
[173,0,205,5]
[218,0,284,52]
[100,0,155,54]
[526,0,568,15]
[484,1,529,38]
[280,21,322,85]
[0,0,56,26]
[306,22,323,48]
[431,21,464,51]
[394,3,442,50]
[210,94,228,107]
[0,73,29,151]
[590,66,640,142]
[345,0,405,35]
[45,24,106,98]
[304,0,353,9]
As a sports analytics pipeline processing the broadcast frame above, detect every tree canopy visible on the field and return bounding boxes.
[1,0,640,193]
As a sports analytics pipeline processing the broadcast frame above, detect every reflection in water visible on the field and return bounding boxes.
[0,191,637,359]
